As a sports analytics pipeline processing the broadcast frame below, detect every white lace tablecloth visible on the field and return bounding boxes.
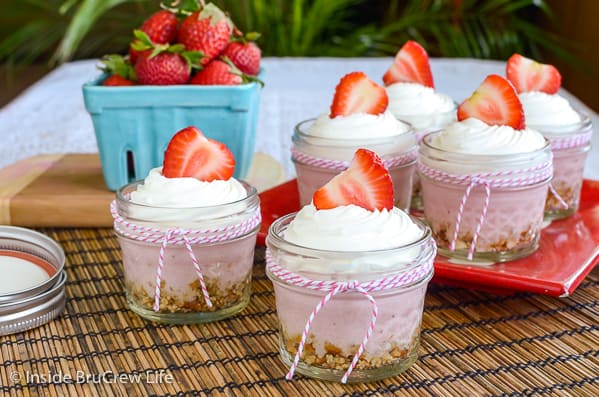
[1,57,597,179]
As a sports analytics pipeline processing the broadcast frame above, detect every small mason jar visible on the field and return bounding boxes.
[419,132,553,262]
[292,119,417,210]
[530,114,593,220]
[390,108,457,214]
[113,181,260,324]
[266,213,435,383]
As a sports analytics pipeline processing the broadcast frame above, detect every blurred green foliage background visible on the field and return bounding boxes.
[0,0,564,65]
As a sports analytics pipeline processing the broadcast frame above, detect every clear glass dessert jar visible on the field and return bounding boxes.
[292,119,417,211]
[534,115,592,220]
[266,213,435,383]
[112,181,261,324]
[418,133,553,262]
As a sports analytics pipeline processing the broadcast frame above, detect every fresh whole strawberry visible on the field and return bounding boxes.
[330,72,388,117]
[163,126,235,181]
[100,54,136,86]
[135,52,190,85]
[190,59,242,85]
[457,74,525,130]
[506,53,562,94]
[383,40,434,88]
[313,148,394,211]
[129,10,179,64]
[132,30,202,85]
[178,3,232,65]
[103,75,135,86]
[222,32,261,75]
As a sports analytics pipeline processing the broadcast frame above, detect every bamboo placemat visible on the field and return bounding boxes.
[0,228,597,396]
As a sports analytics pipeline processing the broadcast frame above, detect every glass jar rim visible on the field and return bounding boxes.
[420,130,551,162]
[293,117,416,147]
[116,179,258,212]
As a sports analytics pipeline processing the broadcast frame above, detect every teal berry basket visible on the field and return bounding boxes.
[82,72,263,191]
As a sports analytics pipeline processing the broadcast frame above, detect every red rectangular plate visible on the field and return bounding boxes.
[257,179,599,297]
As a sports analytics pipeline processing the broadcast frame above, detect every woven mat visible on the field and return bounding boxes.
[0,228,597,397]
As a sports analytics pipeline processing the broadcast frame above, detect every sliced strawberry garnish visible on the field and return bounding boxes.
[383,40,434,88]
[162,126,235,181]
[330,72,388,118]
[457,74,525,130]
[313,149,394,211]
[506,53,561,94]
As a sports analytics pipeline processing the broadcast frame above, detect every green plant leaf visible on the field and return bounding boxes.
[51,0,131,65]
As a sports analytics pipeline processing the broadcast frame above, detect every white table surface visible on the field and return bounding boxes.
[0,57,597,179]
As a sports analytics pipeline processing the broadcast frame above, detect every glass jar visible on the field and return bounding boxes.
[292,119,417,211]
[113,180,261,324]
[266,213,435,383]
[389,107,457,214]
[529,114,592,220]
[419,132,552,262]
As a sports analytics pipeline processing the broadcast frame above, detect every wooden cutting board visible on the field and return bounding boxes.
[0,154,114,227]
[0,153,286,227]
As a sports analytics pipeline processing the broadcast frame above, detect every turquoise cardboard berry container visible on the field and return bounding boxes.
[82,72,263,191]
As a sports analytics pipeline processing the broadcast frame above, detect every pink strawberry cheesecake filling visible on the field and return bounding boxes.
[114,126,260,323]
[267,149,434,382]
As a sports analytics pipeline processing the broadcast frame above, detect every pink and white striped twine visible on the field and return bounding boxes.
[266,246,435,383]
[418,160,556,260]
[111,201,261,312]
[550,130,592,150]
[291,148,417,172]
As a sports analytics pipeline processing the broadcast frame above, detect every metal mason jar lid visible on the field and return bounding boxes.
[0,226,66,335]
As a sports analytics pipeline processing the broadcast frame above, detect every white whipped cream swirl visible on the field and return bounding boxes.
[519,92,581,131]
[430,118,546,154]
[386,82,456,131]
[296,111,415,161]
[284,204,422,251]
[308,110,410,139]
[280,204,425,274]
[130,167,247,207]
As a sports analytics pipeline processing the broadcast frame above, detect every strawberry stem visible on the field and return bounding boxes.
[181,50,204,69]
[100,54,136,81]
